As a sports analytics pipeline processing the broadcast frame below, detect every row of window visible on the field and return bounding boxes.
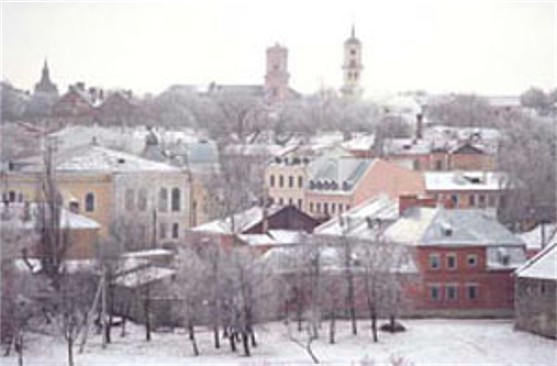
[2,191,24,203]
[125,187,181,212]
[434,193,499,208]
[273,197,303,209]
[429,253,478,270]
[269,174,303,189]
[429,283,479,301]
[309,201,350,216]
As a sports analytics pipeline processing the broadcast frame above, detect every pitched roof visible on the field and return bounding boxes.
[515,243,557,280]
[315,194,399,239]
[308,157,374,193]
[19,144,181,173]
[191,205,284,235]
[384,207,525,247]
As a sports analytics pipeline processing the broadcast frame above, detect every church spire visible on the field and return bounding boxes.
[351,23,355,39]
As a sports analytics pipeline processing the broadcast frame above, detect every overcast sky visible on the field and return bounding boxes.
[1,0,556,97]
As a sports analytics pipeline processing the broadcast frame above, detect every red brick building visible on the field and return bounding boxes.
[384,206,527,316]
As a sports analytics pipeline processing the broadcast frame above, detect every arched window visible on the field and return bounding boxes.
[171,188,181,212]
[158,188,168,212]
[85,192,95,212]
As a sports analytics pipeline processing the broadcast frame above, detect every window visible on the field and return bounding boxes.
[467,254,478,267]
[270,175,275,187]
[435,160,443,171]
[158,188,168,212]
[331,203,336,214]
[429,254,441,270]
[279,175,284,188]
[309,202,314,212]
[138,188,148,211]
[171,188,181,212]
[466,284,479,300]
[446,253,457,269]
[339,205,344,213]
[288,198,293,206]
[446,284,458,301]
[288,176,294,188]
[298,199,303,209]
[85,193,95,212]
[430,285,441,301]
[478,194,486,208]
[346,204,351,211]
[451,194,458,206]
[413,160,421,171]
[350,49,356,55]
[298,176,303,188]
[323,203,329,215]
[278,197,284,206]
[316,203,321,213]
[172,223,179,239]
[468,194,476,207]
[8,191,15,202]
[125,189,135,211]
[17,193,23,202]
[159,223,167,239]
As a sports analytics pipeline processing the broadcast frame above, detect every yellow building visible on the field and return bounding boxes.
[1,144,192,249]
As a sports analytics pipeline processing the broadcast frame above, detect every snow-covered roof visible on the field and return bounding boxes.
[120,248,175,259]
[12,258,99,274]
[192,205,283,235]
[384,207,525,248]
[20,145,181,173]
[238,230,303,247]
[341,133,376,151]
[307,157,373,193]
[315,194,399,239]
[519,223,557,250]
[515,243,557,280]
[425,171,508,192]
[0,202,101,230]
[113,265,176,288]
[224,144,294,158]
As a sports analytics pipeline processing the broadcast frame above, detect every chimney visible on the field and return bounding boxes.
[416,113,424,139]
[399,194,437,215]
[75,82,85,91]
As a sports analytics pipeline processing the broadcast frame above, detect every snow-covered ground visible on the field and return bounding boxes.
[3,319,555,366]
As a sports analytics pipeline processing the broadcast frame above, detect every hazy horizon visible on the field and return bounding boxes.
[2,0,556,97]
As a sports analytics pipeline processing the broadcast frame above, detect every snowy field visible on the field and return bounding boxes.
[3,319,556,366]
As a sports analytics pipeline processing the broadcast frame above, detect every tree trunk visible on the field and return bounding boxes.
[15,333,23,366]
[144,286,151,342]
[241,331,251,357]
[389,314,396,332]
[371,308,378,343]
[229,330,237,352]
[67,337,74,366]
[213,325,220,349]
[329,311,336,344]
[249,326,257,348]
[121,316,126,338]
[188,324,199,356]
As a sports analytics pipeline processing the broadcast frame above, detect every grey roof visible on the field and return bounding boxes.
[385,207,525,247]
[308,157,374,192]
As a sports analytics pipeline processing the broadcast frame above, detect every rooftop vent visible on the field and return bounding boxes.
[441,222,453,237]
[117,158,126,164]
